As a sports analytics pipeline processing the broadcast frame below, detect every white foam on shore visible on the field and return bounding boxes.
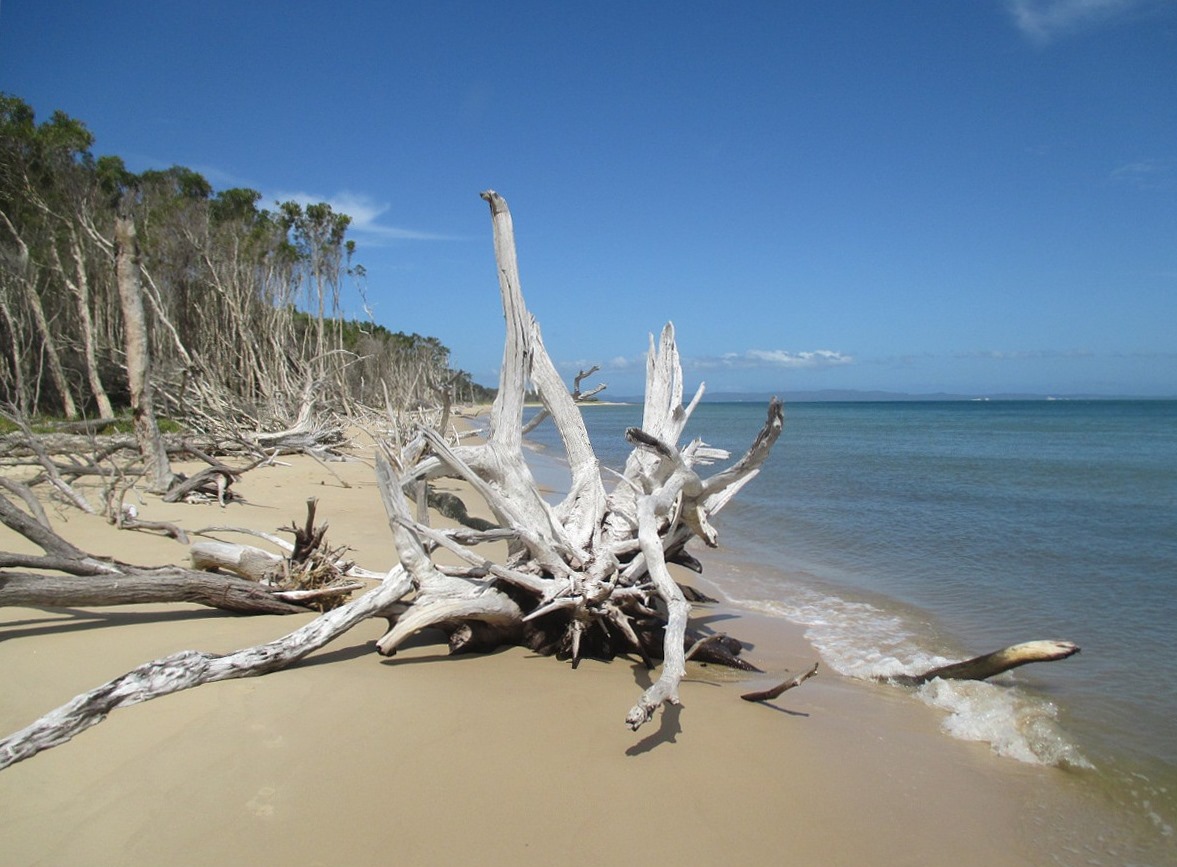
[729,585,1091,769]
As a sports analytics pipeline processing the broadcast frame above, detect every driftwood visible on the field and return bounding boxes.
[0,567,308,614]
[521,365,607,435]
[0,407,98,513]
[0,491,308,616]
[742,663,820,702]
[0,191,1080,770]
[0,566,412,770]
[0,190,784,766]
[885,640,1081,687]
[743,640,1081,703]
[113,506,190,544]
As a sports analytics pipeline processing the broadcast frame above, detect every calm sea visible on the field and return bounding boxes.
[523,399,1177,859]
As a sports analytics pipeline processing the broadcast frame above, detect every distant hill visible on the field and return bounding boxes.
[612,389,1175,403]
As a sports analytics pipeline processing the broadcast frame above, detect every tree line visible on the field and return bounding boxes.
[0,92,492,433]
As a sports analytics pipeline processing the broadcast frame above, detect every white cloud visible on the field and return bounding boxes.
[743,349,854,368]
[558,355,641,372]
[1006,0,1140,42]
[269,189,459,241]
[678,349,854,371]
[1110,159,1172,190]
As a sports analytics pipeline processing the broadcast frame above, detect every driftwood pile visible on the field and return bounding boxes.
[0,191,1078,771]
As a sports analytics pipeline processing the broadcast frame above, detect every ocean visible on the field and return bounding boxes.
[522,398,1177,861]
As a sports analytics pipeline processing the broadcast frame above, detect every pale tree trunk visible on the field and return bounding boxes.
[0,210,78,419]
[115,216,175,493]
[52,229,114,418]
[0,294,29,410]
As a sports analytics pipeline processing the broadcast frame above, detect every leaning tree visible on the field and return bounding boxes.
[0,191,1077,769]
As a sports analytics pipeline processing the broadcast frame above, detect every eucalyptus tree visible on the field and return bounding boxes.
[0,94,105,418]
[0,93,478,442]
[277,200,352,386]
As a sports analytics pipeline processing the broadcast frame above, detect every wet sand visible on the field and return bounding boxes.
[0,437,1087,866]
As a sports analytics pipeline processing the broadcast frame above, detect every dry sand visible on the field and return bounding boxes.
[1,438,1088,865]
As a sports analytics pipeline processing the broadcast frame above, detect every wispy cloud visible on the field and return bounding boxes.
[559,355,642,373]
[1110,159,1173,190]
[269,189,460,242]
[669,349,855,372]
[735,349,854,368]
[1006,0,1139,42]
[954,348,1096,360]
[559,349,854,374]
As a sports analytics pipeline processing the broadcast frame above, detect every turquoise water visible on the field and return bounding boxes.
[523,399,1177,857]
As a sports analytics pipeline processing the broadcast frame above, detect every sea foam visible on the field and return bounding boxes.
[732,585,1090,768]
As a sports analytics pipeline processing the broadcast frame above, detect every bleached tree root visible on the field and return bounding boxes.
[886,640,1080,687]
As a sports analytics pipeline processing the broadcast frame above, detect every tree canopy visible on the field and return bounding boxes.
[0,93,492,427]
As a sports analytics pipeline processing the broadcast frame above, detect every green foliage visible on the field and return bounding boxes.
[0,91,496,422]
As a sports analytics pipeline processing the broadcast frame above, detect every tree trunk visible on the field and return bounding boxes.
[0,210,78,419]
[52,229,114,418]
[0,568,309,614]
[115,216,175,493]
[0,491,308,615]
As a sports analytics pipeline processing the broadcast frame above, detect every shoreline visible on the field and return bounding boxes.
[0,434,1158,864]
[515,407,1176,862]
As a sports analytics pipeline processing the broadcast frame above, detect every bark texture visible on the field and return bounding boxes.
[115,216,175,494]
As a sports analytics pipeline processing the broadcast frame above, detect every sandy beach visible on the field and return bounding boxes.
[0,434,1105,866]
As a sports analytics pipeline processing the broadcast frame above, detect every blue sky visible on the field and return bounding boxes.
[2,1,1174,396]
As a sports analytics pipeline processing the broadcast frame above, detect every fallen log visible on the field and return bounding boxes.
[0,490,308,615]
[886,640,1080,687]
[0,568,307,614]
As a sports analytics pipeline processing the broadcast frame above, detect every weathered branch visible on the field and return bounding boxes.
[887,640,1080,687]
[0,477,51,530]
[373,454,523,655]
[0,567,412,770]
[0,568,308,614]
[741,663,820,702]
[0,491,90,560]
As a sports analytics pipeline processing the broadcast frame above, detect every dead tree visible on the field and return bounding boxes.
[115,215,176,494]
[0,191,1078,770]
[0,190,778,766]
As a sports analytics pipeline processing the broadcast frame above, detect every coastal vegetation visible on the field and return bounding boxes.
[0,93,490,435]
